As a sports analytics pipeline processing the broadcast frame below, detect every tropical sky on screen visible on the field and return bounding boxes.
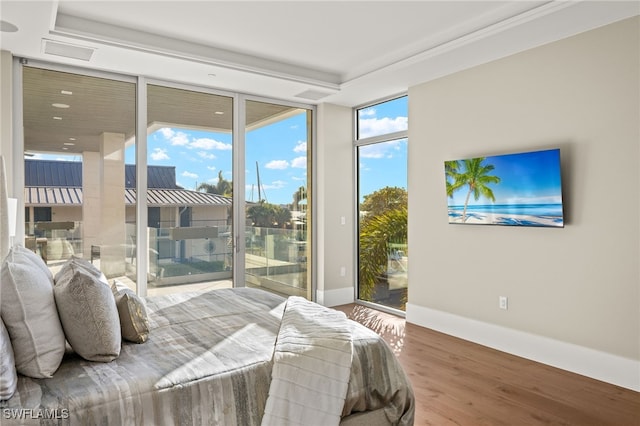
[446,149,563,207]
[33,98,408,206]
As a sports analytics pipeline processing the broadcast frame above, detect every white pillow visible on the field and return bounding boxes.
[54,257,121,362]
[0,319,18,400]
[0,245,66,378]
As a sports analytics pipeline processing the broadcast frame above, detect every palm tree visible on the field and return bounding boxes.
[247,202,277,228]
[358,207,407,301]
[453,157,500,222]
[444,160,461,198]
[274,206,292,229]
[197,170,232,197]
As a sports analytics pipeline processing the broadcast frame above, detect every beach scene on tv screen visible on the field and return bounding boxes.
[445,149,564,227]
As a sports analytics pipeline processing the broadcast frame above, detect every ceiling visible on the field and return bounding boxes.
[21,66,304,154]
[2,1,638,107]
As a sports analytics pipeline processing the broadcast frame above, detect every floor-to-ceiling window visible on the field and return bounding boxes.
[244,99,312,300]
[19,62,314,300]
[22,65,136,285]
[355,96,408,311]
[144,84,234,294]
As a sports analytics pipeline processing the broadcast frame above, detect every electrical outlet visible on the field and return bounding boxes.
[499,296,508,310]
[340,266,346,277]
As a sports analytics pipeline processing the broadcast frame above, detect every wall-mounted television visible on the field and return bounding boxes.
[445,148,564,227]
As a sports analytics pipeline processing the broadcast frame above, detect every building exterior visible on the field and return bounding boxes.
[24,159,232,280]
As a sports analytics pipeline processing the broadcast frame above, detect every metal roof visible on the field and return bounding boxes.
[25,160,83,187]
[26,187,231,207]
[125,189,231,206]
[25,159,181,189]
[124,164,180,189]
[24,160,230,207]
[25,187,83,205]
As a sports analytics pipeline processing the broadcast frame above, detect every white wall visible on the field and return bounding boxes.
[51,206,82,223]
[316,103,355,307]
[406,17,639,390]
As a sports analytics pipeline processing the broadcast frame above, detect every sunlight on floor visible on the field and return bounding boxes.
[334,304,406,355]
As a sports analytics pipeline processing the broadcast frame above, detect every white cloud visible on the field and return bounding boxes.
[182,171,198,179]
[266,160,289,170]
[359,108,376,117]
[190,138,232,150]
[293,141,307,153]
[264,180,287,190]
[207,166,217,171]
[167,131,190,146]
[198,151,216,160]
[358,116,408,139]
[158,128,174,139]
[151,148,170,161]
[291,156,307,169]
[359,140,403,159]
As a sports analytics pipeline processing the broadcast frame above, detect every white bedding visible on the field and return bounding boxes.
[262,296,353,426]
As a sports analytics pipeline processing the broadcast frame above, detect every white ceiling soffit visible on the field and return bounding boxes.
[1,1,638,107]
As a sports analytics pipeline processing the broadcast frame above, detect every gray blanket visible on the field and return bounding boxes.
[1,288,414,425]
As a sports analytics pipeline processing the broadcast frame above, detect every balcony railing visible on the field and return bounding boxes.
[25,220,308,298]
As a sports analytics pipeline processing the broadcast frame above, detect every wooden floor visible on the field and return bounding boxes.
[334,304,640,426]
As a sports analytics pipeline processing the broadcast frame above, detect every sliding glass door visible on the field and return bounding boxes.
[144,84,234,295]
[244,99,312,299]
[19,61,314,300]
[21,65,137,287]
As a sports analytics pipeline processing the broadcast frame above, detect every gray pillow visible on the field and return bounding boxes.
[111,280,150,343]
[55,256,104,282]
[54,258,121,362]
[0,245,66,378]
[0,319,17,400]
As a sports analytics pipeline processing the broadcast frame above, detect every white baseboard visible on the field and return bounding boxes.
[316,286,354,307]
[406,303,640,392]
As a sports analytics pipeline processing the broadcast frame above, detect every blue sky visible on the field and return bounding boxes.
[357,96,408,202]
[123,112,309,205]
[33,97,409,206]
[446,149,563,206]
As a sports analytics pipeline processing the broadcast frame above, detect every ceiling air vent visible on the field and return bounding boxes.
[42,39,95,61]
[294,89,333,101]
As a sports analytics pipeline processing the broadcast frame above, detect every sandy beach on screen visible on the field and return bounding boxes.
[449,211,562,227]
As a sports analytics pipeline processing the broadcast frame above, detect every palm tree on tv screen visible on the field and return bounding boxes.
[447,157,500,222]
[445,160,460,198]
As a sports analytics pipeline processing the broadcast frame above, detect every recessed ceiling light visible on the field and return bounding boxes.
[214,111,224,115]
[53,116,62,120]
[63,142,75,146]
[62,147,69,150]
[68,137,76,141]
[61,90,73,95]
[52,103,70,108]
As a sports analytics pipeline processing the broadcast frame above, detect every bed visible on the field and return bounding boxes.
[1,287,414,425]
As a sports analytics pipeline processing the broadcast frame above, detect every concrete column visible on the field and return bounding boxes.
[82,151,102,259]
[99,132,126,278]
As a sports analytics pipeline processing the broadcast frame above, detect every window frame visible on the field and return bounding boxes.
[353,93,408,315]
[12,58,316,300]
